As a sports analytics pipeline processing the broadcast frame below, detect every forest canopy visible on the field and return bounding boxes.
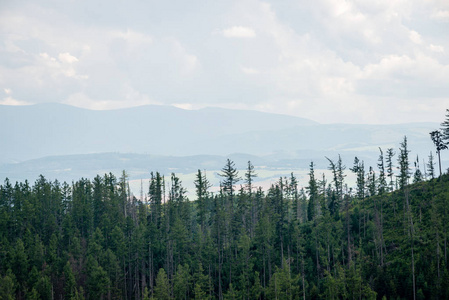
[2,110,449,299]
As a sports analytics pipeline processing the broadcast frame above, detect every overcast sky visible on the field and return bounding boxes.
[1,0,448,124]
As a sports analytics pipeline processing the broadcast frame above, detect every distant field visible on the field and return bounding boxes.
[128,167,358,200]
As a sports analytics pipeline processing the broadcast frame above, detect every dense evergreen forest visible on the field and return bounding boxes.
[2,122,449,299]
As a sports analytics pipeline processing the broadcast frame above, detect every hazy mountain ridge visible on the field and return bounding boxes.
[0,103,440,184]
[0,103,316,163]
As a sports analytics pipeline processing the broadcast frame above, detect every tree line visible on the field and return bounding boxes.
[1,112,449,299]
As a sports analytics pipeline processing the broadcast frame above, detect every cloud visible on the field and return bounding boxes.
[429,44,444,53]
[58,52,78,64]
[432,10,449,21]
[0,88,31,105]
[206,0,449,124]
[0,0,448,124]
[172,103,194,110]
[38,52,87,79]
[221,26,256,38]
[0,96,31,106]
[168,38,199,74]
[63,88,161,110]
[409,30,422,44]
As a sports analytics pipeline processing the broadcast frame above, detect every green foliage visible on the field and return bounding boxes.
[86,256,110,299]
[0,270,16,300]
[2,151,449,299]
[154,268,171,300]
[64,261,76,299]
[173,264,190,300]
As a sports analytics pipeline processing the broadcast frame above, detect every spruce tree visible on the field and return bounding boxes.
[430,130,447,176]
[194,170,211,232]
[219,159,241,200]
[307,162,318,221]
[377,148,387,195]
[386,148,395,191]
[397,136,411,190]
[350,157,365,200]
[154,268,171,300]
[427,152,435,179]
[413,155,423,183]
[149,172,163,228]
[440,108,449,143]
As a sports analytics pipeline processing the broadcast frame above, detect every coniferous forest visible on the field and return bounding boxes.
[2,117,449,299]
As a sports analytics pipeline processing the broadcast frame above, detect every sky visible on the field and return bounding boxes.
[0,0,448,124]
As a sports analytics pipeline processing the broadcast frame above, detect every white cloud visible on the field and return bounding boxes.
[168,39,199,74]
[0,0,448,124]
[63,86,161,110]
[429,44,444,53]
[38,52,87,79]
[0,96,31,106]
[172,103,194,110]
[409,30,422,44]
[58,52,78,64]
[64,93,160,111]
[432,10,449,21]
[221,26,256,38]
[361,53,449,82]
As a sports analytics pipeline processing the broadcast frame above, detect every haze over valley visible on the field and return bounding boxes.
[0,103,439,195]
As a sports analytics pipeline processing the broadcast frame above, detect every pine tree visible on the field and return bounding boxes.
[154,268,171,300]
[0,271,16,300]
[350,157,365,200]
[326,155,346,203]
[398,136,416,300]
[11,239,28,285]
[386,148,395,192]
[219,159,241,201]
[430,130,447,177]
[397,136,411,190]
[244,161,257,195]
[64,261,76,299]
[307,162,318,221]
[440,108,449,143]
[413,155,423,183]
[86,256,110,299]
[173,264,190,300]
[193,263,209,300]
[219,158,241,242]
[377,148,387,195]
[245,161,258,237]
[149,172,163,228]
[427,152,436,179]
[290,173,301,222]
[367,166,376,197]
[194,170,211,231]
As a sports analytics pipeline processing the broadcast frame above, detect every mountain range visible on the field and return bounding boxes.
[0,103,441,185]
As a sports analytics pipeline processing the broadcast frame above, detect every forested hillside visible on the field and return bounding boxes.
[1,137,449,299]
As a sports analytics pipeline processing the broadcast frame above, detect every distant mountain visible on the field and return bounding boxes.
[0,103,441,185]
[0,103,316,163]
